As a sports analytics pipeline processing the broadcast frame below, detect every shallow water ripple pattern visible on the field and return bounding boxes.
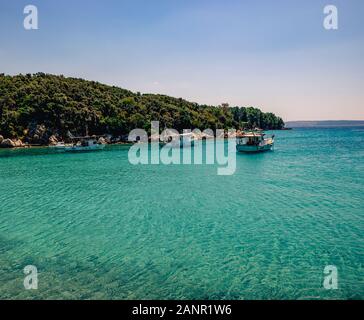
[0,128,363,299]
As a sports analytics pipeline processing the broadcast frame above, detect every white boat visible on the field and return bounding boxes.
[64,138,106,152]
[49,142,72,150]
[161,132,195,148]
[236,132,274,153]
[178,132,195,148]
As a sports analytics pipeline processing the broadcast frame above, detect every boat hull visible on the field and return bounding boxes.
[49,144,73,151]
[236,143,273,153]
[161,139,195,148]
[179,139,195,148]
[64,144,106,152]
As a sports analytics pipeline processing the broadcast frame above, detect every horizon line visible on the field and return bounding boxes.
[286,119,364,122]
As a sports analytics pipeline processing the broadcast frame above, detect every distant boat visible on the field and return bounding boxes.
[160,131,195,148]
[177,132,195,148]
[64,137,106,152]
[236,132,274,153]
[49,142,72,150]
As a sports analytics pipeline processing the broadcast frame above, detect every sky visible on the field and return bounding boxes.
[0,0,363,121]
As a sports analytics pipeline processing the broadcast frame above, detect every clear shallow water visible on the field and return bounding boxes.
[0,128,363,299]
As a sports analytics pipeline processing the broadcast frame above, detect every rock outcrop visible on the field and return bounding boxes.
[27,124,50,144]
[48,135,58,146]
[0,138,25,148]
[13,139,24,147]
[98,137,107,145]
[0,139,13,148]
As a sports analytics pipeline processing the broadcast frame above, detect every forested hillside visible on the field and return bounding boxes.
[0,73,284,143]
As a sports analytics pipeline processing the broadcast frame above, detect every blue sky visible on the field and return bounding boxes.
[1,0,363,120]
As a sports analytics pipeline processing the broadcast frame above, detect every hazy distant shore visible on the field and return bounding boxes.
[285,120,364,128]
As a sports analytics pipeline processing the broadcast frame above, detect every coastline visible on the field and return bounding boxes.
[0,128,291,150]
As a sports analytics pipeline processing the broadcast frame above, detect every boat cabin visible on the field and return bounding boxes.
[236,131,275,153]
[237,133,265,146]
[77,138,98,147]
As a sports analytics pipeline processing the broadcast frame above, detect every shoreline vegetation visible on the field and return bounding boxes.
[0,73,285,148]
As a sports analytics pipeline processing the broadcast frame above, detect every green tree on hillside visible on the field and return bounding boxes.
[0,73,285,142]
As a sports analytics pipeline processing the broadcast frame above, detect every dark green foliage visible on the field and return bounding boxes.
[0,73,284,139]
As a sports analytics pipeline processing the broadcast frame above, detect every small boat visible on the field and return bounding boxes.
[49,142,72,150]
[236,131,274,153]
[178,132,195,148]
[161,132,195,148]
[64,137,106,152]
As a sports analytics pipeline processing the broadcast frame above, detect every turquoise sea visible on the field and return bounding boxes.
[0,127,363,299]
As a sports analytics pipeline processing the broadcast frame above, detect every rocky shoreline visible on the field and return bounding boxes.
[0,133,58,149]
[0,124,289,149]
[0,134,129,149]
[0,136,27,148]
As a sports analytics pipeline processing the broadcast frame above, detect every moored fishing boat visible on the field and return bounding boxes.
[49,142,72,150]
[160,131,195,148]
[236,131,274,153]
[64,137,106,152]
[178,132,195,148]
